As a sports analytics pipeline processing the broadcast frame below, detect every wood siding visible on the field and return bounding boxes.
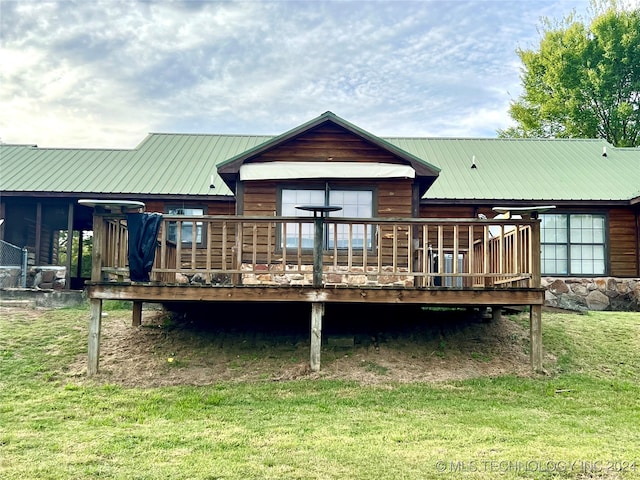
[242,179,414,217]
[234,126,418,268]
[609,208,639,277]
[420,205,477,219]
[144,200,235,216]
[144,200,235,270]
[253,124,408,164]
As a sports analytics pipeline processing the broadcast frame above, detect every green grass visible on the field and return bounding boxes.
[1,307,639,479]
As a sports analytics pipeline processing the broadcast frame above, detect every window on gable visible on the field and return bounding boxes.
[541,213,606,275]
[279,187,374,249]
[166,207,204,245]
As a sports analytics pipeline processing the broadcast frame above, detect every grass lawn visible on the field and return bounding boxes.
[1,305,639,479]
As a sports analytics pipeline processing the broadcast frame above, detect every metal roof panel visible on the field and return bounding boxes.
[2,132,638,202]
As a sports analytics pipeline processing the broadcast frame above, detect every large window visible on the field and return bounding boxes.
[166,207,204,245]
[541,213,606,275]
[280,188,374,249]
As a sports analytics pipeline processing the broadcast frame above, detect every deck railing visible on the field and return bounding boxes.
[92,214,540,289]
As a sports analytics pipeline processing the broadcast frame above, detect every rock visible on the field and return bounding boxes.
[594,278,607,291]
[549,279,569,294]
[544,290,558,307]
[616,282,630,295]
[557,294,588,311]
[41,270,56,283]
[190,273,207,284]
[586,290,610,311]
[33,270,43,288]
[211,273,231,285]
[175,273,189,284]
[570,283,588,296]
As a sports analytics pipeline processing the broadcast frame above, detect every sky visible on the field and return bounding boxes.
[0,0,609,149]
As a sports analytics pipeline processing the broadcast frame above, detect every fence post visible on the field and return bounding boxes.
[21,247,28,288]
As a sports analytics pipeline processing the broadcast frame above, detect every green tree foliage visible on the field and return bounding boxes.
[58,230,93,278]
[499,3,640,147]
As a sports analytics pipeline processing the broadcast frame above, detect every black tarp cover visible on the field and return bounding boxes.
[127,212,163,282]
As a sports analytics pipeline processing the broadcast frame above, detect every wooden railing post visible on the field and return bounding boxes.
[91,210,105,282]
[312,214,323,287]
[530,217,541,288]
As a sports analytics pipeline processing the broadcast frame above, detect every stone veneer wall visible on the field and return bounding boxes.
[240,264,414,287]
[175,264,414,287]
[543,277,640,312]
[0,267,22,288]
[0,266,67,289]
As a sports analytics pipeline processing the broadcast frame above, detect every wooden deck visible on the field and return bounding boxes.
[85,212,544,375]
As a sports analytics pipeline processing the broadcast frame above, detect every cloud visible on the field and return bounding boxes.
[0,0,591,147]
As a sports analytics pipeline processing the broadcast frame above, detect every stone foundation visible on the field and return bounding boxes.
[29,266,66,290]
[0,266,67,290]
[543,277,640,311]
[174,265,414,287]
[0,267,22,288]
[240,264,414,287]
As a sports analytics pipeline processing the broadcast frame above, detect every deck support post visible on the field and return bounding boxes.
[132,301,142,327]
[492,306,502,322]
[310,302,324,372]
[530,304,542,372]
[88,298,103,375]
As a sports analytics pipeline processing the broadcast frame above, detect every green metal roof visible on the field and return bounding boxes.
[2,117,639,203]
[387,137,640,202]
[1,135,270,197]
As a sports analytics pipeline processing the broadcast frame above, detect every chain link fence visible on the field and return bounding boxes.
[0,239,27,287]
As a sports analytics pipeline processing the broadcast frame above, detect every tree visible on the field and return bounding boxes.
[58,230,93,278]
[499,2,640,147]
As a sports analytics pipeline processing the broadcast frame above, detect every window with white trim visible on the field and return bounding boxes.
[280,188,373,249]
[541,213,606,275]
[166,207,204,245]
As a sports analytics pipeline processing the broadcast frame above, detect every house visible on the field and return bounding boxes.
[1,112,639,373]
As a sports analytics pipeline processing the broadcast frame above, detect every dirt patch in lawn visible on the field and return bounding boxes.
[66,303,536,387]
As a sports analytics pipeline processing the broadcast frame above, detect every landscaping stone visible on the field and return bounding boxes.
[543,276,640,311]
[549,279,569,294]
[586,290,610,310]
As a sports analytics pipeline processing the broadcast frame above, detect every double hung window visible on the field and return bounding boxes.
[541,213,606,275]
